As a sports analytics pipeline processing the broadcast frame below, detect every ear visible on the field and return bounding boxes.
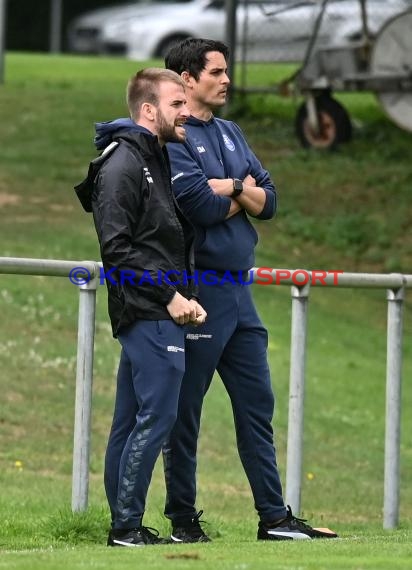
[141,102,156,122]
[181,71,194,88]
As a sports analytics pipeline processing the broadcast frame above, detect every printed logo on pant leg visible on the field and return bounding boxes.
[185,334,213,341]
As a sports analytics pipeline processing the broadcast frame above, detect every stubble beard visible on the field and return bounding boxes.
[156,110,186,144]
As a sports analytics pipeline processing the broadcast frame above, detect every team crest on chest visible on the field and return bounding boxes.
[222,134,235,151]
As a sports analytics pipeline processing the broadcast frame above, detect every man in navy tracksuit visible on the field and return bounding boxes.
[162,38,338,542]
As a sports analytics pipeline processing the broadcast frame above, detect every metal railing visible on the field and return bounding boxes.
[0,257,410,529]
[277,269,411,530]
[0,257,100,512]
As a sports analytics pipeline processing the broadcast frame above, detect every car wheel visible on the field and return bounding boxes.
[295,95,352,150]
[156,35,190,59]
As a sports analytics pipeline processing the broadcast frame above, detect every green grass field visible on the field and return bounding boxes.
[0,53,411,569]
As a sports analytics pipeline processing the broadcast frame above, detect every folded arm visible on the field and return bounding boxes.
[208,174,273,218]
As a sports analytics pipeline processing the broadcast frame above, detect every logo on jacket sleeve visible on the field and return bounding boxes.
[222,134,235,151]
[171,172,184,183]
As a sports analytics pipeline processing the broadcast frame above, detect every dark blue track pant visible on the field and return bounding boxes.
[163,281,287,524]
[104,319,185,529]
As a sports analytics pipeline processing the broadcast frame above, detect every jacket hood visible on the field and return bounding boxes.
[76,120,164,214]
[95,117,141,150]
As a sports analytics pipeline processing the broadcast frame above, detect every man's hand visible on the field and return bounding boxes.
[208,175,256,196]
[188,299,207,326]
[167,292,197,325]
[235,174,266,216]
[208,178,243,219]
[243,174,256,187]
[208,178,233,196]
[208,176,266,218]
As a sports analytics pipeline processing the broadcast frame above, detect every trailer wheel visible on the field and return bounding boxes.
[295,96,352,149]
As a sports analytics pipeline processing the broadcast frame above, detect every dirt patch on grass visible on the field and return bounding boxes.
[48,204,75,213]
[13,215,42,223]
[0,193,21,207]
[29,196,48,205]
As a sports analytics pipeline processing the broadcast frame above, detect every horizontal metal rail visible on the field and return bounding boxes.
[0,257,99,278]
[0,256,410,528]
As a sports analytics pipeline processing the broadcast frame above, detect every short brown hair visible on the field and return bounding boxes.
[126,67,185,120]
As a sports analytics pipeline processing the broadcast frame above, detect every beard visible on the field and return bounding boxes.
[156,109,186,143]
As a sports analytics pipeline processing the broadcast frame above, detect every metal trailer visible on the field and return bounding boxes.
[277,0,412,148]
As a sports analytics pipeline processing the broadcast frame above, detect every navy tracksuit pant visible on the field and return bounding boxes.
[163,280,287,524]
[104,319,185,529]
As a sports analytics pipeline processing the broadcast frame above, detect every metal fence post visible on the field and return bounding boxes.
[285,281,310,513]
[0,0,6,84]
[72,272,98,512]
[49,0,63,53]
[383,286,404,529]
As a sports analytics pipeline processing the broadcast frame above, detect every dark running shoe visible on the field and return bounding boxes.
[258,506,338,541]
[171,510,211,543]
[108,525,164,547]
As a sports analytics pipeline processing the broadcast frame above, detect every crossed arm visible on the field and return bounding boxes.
[208,174,267,219]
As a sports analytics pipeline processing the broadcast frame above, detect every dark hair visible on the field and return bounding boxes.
[126,67,185,120]
[165,38,229,80]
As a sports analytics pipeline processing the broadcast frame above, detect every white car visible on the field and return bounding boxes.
[67,0,412,62]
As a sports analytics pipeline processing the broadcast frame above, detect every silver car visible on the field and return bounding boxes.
[67,0,412,62]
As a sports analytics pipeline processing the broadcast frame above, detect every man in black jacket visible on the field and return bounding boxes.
[76,68,206,547]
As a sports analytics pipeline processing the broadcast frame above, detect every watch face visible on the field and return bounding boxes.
[231,178,243,198]
[234,179,243,191]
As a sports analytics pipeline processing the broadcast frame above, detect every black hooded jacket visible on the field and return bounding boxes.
[75,127,197,336]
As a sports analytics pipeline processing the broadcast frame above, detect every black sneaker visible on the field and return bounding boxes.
[258,506,338,541]
[171,510,211,543]
[108,525,163,547]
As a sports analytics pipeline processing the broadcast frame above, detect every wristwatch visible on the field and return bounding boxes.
[231,178,244,197]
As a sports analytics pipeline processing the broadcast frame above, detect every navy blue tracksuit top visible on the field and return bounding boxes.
[166,115,277,273]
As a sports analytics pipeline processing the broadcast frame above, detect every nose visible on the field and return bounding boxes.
[181,103,191,118]
[222,73,230,85]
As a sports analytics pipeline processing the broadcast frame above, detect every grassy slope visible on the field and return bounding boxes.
[0,53,411,568]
